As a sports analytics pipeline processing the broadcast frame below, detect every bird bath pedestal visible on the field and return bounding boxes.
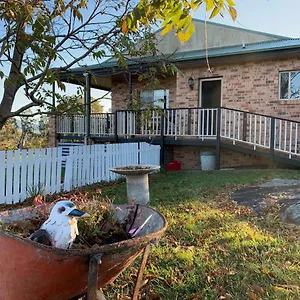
[110,165,160,205]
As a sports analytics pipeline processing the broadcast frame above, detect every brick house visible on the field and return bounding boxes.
[58,20,300,169]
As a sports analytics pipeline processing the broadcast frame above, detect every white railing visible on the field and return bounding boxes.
[116,108,218,138]
[116,110,162,136]
[221,108,300,158]
[165,108,217,138]
[63,142,160,191]
[0,148,62,204]
[56,108,300,161]
[221,109,272,149]
[57,114,85,135]
[274,119,299,158]
[91,113,114,136]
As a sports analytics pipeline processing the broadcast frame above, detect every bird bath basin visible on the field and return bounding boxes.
[110,165,160,205]
[0,203,167,300]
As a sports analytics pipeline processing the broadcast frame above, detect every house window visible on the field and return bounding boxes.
[140,89,169,109]
[279,71,300,100]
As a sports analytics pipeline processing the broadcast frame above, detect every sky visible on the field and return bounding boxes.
[1,0,300,115]
[194,0,300,38]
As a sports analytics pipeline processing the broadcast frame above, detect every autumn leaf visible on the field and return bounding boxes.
[149,289,161,299]
[228,7,237,21]
[177,31,186,43]
[161,23,173,36]
[205,0,215,11]
[184,23,195,41]
[247,291,261,300]
[226,0,236,6]
[121,20,128,34]
[210,6,220,19]
[250,284,265,295]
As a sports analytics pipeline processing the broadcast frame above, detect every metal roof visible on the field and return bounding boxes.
[59,37,300,91]
[171,38,300,62]
[154,19,290,40]
[64,38,300,73]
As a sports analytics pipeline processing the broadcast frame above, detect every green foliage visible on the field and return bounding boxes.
[0,0,237,128]
[0,118,21,150]
[123,0,237,42]
[55,95,104,115]
[26,182,45,198]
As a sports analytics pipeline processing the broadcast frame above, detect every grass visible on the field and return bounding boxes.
[91,169,300,300]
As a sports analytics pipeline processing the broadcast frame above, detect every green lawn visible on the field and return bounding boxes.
[96,170,300,300]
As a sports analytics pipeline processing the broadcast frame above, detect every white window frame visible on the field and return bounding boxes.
[140,89,169,108]
[279,71,300,100]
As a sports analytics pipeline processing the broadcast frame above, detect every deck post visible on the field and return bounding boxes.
[242,112,247,141]
[216,107,221,170]
[84,72,91,145]
[187,108,192,135]
[127,72,132,108]
[269,117,275,168]
[49,82,57,147]
[114,111,118,142]
[160,111,165,166]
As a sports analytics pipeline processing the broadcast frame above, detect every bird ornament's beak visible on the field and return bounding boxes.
[68,208,90,218]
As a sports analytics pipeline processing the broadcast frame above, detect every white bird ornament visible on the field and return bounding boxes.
[30,200,89,249]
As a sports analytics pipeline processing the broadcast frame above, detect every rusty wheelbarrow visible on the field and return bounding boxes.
[0,204,167,300]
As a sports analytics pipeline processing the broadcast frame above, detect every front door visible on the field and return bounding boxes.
[199,78,222,108]
[199,78,222,135]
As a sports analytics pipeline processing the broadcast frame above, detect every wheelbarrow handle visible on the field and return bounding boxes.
[87,253,105,300]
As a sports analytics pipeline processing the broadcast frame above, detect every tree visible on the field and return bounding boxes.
[0,0,236,130]
[0,118,21,150]
[55,95,104,115]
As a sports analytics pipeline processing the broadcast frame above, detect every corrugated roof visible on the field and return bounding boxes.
[171,38,300,62]
[62,38,300,76]
[154,19,290,40]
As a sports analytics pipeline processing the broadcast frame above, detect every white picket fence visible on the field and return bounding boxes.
[0,148,62,204]
[63,143,160,191]
[0,143,160,204]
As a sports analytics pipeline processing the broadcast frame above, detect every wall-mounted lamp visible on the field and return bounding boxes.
[188,77,195,90]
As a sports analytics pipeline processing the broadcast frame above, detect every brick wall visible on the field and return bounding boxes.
[177,56,300,120]
[112,56,300,118]
[172,146,269,170]
[111,55,300,168]
[111,76,176,111]
[48,116,57,148]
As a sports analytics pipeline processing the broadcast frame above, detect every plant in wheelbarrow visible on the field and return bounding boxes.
[0,195,167,300]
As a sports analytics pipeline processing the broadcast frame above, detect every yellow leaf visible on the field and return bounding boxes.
[161,23,173,36]
[184,23,195,41]
[205,0,215,11]
[177,31,186,43]
[209,6,220,19]
[226,0,236,6]
[121,20,128,34]
[228,7,237,21]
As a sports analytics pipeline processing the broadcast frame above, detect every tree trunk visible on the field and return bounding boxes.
[0,26,26,130]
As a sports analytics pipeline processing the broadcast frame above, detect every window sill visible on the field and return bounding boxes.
[278,99,300,105]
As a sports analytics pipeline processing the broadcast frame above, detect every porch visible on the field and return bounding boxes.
[56,107,300,168]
